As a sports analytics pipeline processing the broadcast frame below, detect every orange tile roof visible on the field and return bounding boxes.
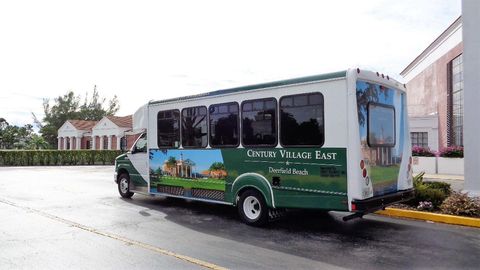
[107,115,132,128]
[67,120,97,131]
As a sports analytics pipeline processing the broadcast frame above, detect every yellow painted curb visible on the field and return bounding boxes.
[376,208,480,228]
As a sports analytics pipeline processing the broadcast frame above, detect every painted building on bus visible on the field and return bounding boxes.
[400,16,463,151]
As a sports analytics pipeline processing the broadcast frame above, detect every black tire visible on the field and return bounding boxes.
[118,173,134,198]
[237,189,269,226]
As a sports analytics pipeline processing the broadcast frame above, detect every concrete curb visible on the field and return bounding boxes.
[376,208,480,228]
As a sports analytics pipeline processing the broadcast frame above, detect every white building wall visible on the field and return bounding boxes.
[462,0,480,196]
[91,118,130,150]
[409,116,439,151]
[402,18,463,82]
[57,121,83,139]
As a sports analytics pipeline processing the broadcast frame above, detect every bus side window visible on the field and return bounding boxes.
[242,98,277,147]
[209,102,239,148]
[157,110,180,148]
[280,93,324,147]
[182,106,208,148]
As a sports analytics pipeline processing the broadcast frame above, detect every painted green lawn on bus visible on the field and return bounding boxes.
[369,165,400,184]
[152,176,225,191]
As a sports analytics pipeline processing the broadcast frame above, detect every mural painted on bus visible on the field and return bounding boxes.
[149,149,227,193]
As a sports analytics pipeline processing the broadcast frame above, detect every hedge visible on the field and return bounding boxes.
[0,150,123,166]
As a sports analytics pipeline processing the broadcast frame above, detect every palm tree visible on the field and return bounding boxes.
[209,162,225,171]
[166,156,177,167]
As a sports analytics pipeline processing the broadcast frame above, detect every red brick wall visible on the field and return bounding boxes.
[126,134,141,150]
[81,137,90,149]
[405,42,463,149]
[95,136,100,150]
[111,136,118,150]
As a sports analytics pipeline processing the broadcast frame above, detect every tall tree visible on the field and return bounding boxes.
[78,85,119,121]
[37,86,120,147]
[0,122,37,149]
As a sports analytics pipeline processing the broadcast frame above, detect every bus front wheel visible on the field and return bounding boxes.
[118,173,134,199]
[237,189,268,226]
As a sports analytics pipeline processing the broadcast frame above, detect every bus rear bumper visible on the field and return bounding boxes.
[343,188,415,221]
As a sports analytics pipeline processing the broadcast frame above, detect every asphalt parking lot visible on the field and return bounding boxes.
[1,166,479,269]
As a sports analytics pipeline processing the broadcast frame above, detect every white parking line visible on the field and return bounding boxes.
[0,197,228,270]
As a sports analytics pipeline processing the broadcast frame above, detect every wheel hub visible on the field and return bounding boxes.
[120,178,129,193]
[243,195,261,220]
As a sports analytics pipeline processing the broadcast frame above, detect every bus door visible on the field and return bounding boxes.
[127,133,149,187]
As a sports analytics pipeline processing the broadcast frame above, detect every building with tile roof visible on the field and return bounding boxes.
[57,115,138,150]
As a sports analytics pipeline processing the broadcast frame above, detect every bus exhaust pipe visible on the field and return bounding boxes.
[342,212,364,222]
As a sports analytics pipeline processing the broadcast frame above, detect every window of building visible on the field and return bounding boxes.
[182,106,208,148]
[157,110,180,148]
[449,54,464,146]
[86,139,91,150]
[368,103,395,147]
[280,93,324,147]
[411,132,428,148]
[242,98,277,147]
[209,102,239,147]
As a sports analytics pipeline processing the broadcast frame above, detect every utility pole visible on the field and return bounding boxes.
[462,0,480,196]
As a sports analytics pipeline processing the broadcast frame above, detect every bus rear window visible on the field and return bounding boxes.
[368,103,395,147]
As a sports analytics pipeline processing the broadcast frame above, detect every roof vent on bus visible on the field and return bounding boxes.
[387,75,390,80]
[381,74,385,78]
[357,68,360,74]
[376,72,379,77]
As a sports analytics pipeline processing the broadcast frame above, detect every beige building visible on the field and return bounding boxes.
[57,115,138,150]
[401,16,463,151]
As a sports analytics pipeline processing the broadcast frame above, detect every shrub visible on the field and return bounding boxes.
[438,146,464,158]
[424,181,452,196]
[440,192,480,217]
[0,150,122,166]
[413,172,425,186]
[405,172,451,209]
[412,146,436,157]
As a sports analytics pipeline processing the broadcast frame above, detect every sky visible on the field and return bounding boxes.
[0,0,461,128]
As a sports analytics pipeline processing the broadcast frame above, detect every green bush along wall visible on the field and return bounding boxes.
[0,150,122,166]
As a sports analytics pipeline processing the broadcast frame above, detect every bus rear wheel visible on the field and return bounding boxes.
[118,173,134,198]
[238,189,268,226]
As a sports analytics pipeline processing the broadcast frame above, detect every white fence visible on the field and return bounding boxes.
[412,156,464,175]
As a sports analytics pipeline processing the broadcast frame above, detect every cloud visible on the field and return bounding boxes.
[0,0,462,126]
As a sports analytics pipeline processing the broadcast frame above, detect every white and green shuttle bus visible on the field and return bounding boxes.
[114,69,414,226]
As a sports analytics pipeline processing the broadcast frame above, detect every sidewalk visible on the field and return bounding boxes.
[421,173,464,192]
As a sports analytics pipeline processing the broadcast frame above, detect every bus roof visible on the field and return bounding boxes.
[149,70,347,105]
